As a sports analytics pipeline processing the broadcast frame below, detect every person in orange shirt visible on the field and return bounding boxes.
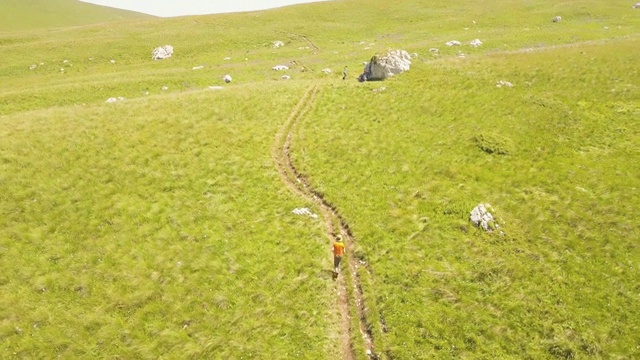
[333,235,345,274]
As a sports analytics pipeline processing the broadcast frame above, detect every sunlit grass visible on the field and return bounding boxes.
[0,0,638,358]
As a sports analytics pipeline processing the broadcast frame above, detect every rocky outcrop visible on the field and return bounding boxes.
[152,45,173,60]
[360,49,411,81]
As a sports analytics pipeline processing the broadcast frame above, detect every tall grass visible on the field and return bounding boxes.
[0,0,638,358]
[295,35,639,358]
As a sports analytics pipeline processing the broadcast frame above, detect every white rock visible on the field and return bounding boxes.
[410,52,419,58]
[29,64,37,70]
[281,75,291,80]
[192,65,204,70]
[552,16,562,23]
[110,59,116,64]
[469,39,483,47]
[223,74,232,83]
[63,60,69,64]
[152,45,174,60]
[292,208,318,219]
[470,204,495,232]
[361,49,412,81]
[208,86,224,90]
[634,2,640,9]
[117,97,125,101]
[496,80,513,88]
[273,40,285,48]
[322,68,332,74]
[223,57,231,60]
[272,65,289,71]
[429,48,439,53]
[161,86,169,91]
[105,97,118,103]
[445,40,461,46]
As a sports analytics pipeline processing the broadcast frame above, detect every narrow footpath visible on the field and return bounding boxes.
[273,84,378,360]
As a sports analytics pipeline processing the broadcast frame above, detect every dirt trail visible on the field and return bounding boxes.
[273,85,378,360]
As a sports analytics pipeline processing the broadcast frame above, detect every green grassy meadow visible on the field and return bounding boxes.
[1,0,639,359]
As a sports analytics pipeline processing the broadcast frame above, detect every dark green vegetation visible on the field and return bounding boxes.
[1,0,638,359]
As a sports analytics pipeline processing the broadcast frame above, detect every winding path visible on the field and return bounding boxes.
[273,84,378,359]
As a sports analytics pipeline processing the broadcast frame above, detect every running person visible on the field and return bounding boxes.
[333,235,345,273]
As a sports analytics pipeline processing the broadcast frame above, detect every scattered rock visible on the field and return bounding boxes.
[634,2,640,8]
[470,204,496,232]
[192,65,204,70]
[29,64,37,70]
[292,208,318,218]
[110,59,116,64]
[457,53,466,58]
[208,86,224,90]
[322,68,332,74]
[469,39,483,47]
[410,52,419,58]
[360,49,411,81]
[445,40,461,46]
[272,65,289,71]
[152,45,174,60]
[298,46,310,50]
[105,97,125,103]
[63,60,69,64]
[223,74,232,83]
[273,40,285,48]
[496,80,513,88]
[552,16,562,23]
[223,57,231,60]
[429,48,439,53]
[372,86,386,92]
[281,75,291,80]
[161,86,169,91]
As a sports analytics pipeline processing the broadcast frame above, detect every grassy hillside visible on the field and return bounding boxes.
[0,0,152,31]
[0,0,638,359]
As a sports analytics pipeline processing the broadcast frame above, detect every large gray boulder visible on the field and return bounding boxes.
[360,49,411,81]
[152,45,174,60]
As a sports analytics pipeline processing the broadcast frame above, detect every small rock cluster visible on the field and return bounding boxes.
[152,45,173,60]
[292,208,318,219]
[470,204,497,232]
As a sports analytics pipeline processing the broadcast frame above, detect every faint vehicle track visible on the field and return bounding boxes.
[273,85,378,360]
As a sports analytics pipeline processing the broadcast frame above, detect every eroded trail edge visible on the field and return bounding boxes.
[273,85,378,360]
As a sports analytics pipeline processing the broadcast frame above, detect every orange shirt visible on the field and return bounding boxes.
[333,241,345,256]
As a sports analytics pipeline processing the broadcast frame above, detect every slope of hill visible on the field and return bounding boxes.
[0,0,638,359]
[0,0,153,31]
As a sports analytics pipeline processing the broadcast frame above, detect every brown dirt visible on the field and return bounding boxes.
[273,85,378,360]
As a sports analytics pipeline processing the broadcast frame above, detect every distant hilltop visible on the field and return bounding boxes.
[0,0,153,32]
